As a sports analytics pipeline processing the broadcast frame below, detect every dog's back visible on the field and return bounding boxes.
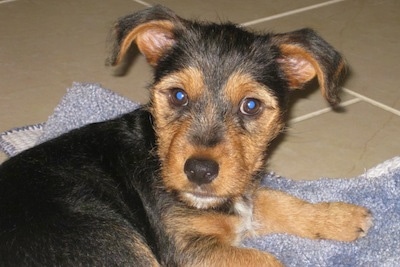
[0,109,162,266]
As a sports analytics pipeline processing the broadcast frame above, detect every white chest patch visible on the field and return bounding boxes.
[233,199,256,244]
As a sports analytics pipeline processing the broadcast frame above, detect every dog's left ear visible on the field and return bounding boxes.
[272,28,346,106]
[108,5,183,67]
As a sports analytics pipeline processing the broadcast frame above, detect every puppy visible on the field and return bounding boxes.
[0,5,371,267]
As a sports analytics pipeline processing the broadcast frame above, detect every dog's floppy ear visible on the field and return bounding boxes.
[273,28,346,106]
[108,5,183,67]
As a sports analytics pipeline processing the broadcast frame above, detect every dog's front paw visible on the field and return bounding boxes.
[316,202,373,241]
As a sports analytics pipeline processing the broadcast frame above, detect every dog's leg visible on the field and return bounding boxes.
[253,189,372,241]
[190,244,283,267]
[165,210,283,266]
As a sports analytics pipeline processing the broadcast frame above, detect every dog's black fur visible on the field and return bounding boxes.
[0,110,163,265]
[0,5,370,267]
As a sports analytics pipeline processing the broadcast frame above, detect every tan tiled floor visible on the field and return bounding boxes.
[1,0,399,179]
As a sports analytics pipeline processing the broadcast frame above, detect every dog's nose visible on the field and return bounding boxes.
[184,157,219,185]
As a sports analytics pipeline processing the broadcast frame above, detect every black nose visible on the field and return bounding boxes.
[184,157,219,185]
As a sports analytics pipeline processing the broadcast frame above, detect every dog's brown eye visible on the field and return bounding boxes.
[169,88,189,107]
[239,98,262,116]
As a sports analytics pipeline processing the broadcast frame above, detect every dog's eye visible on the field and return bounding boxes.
[239,98,262,116]
[169,88,189,107]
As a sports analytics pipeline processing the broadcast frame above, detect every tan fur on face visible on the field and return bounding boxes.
[150,69,284,208]
[150,67,204,129]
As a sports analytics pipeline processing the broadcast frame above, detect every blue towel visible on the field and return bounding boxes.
[1,83,399,266]
[37,82,140,143]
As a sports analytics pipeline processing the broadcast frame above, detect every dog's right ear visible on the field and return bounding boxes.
[108,5,183,67]
[272,28,346,106]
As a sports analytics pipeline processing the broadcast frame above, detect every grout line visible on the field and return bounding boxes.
[132,0,152,7]
[289,98,361,124]
[343,88,400,116]
[0,0,18,4]
[241,0,346,27]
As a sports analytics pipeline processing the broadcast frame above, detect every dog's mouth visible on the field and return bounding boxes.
[182,191,228,209]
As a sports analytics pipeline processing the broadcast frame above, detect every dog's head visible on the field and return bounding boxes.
[109,5,346,209]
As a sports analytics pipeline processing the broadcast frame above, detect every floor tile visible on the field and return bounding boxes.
[250,0,400,110]
[267,101,400,180]
[146,0,326,24]
[0,0,151,132]
[286,88,356,121]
